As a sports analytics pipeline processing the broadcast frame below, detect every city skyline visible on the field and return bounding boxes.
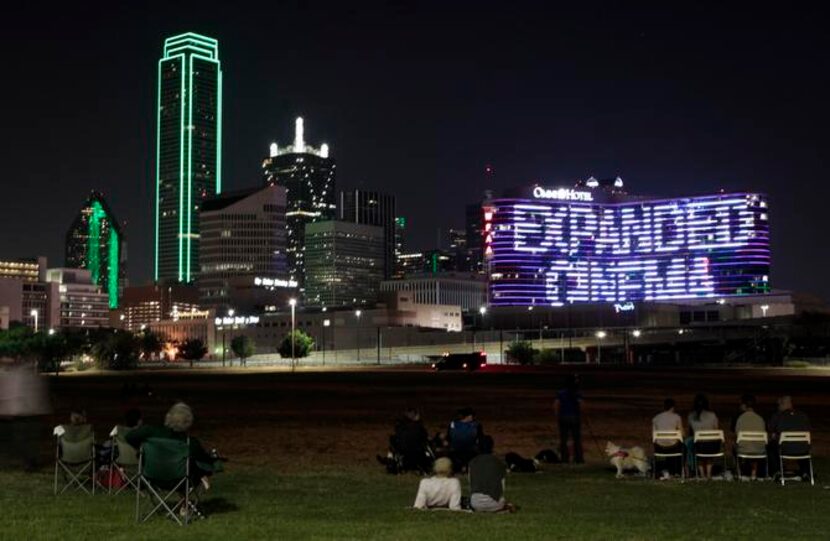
[2,3,830,299]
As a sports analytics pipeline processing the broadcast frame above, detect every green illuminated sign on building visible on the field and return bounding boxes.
[155,32,222,283]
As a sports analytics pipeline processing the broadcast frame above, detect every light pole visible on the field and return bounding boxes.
[322,318,331,366]
[355,310,362,362]
[595,330,606,364]
[30,309,38,333]
[222,308,234,367]
[289,299,297,370]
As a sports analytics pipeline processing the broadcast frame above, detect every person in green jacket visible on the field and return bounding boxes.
[126,402,219,489]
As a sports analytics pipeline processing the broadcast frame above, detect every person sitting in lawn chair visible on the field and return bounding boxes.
[378,408,433,474]
[413,457,462,511]
[126,402,222,493]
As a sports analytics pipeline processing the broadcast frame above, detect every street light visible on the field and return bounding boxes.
[631,329,642,338]
[30,309,38,333]
[289,299,297,370]
[595,330,606,364]
[322,318,331,366]
[222,308,234,368]
[355,310,362,362]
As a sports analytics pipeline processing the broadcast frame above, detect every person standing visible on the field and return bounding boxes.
[554,374,583,464]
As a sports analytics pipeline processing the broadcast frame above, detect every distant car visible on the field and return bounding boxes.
[430,352,487,371]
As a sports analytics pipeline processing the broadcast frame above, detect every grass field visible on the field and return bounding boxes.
[2,366,829,539]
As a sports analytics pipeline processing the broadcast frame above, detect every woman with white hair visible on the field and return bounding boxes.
[126,402,218,487]
[413,457,462,511]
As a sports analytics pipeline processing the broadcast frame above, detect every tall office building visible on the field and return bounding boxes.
[65,191,126,308]
[155,32,223,283]
[198,185,288,309]
[262,117,336,288]
[393,216,406,278]
[339,190,396,279]
[304,221,383,307]
[464,202,485,273]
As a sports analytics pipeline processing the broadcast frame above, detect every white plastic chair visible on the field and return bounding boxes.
[652,430,685,480]
[778,432,814,486]
[736,431,767,481]
[693,430,726,478]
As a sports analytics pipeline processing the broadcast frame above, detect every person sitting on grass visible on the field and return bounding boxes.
[734,394,766,480]
[687,393,720,479]
[447,407,483,472]
[768,395,811,480]
[126,402,220,491]
[468,435,515,513]
[378,408,432,474]
[413,457,462,511]
[652,398,684,479]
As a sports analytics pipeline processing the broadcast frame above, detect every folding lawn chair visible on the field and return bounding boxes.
[652,430,685,480]
[778,431,814,486]
[135,437,198,525]
[735,431,768,481]
[53,424,96,495]
[109,425,140,495]
[692,430,726,478]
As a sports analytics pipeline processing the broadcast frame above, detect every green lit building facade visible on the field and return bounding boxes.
[155,32,222,283]
[65,192,126,309]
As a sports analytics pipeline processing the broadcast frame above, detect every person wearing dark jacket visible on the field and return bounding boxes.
[554,374,583,464]
[126,402,219,488]
[392,408,431,472]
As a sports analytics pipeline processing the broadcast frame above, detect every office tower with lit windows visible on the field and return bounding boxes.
[198,185,288,309]
[155,32,223,283]
[262,117,336,288]
[393,216,406,278]
[65,191,126,308]
[304,221,383,307]
[339,189,396,279]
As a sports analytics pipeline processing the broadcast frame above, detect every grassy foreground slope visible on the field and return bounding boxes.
[3,463,827,540]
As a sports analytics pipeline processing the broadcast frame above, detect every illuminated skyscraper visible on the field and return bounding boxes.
[65,192,126,309]
[339,189,396,279]
[155,32,223,283]
[262,117,336,288]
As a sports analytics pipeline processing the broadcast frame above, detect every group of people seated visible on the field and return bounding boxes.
[54,402,222,507]
[652,393,811,480]
[378,406,487,475]
[413,435,515,513]
[377,406,515,512]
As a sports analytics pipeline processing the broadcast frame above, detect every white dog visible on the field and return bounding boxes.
[605,441,650,478]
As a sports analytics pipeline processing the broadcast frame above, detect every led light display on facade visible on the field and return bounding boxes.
[486,190,770,306]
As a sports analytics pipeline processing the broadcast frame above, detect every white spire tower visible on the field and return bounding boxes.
[294,117,305,153]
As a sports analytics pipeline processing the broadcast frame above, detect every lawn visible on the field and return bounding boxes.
[2,463,828,540]
[2,366,829,540]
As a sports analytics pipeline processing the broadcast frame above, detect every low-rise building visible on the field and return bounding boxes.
[380,272,488,312]
[46,268,109,329]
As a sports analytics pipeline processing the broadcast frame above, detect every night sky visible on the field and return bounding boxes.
[2,2,828,299]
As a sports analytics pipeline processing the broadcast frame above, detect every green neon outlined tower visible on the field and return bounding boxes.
[65,191,127,309]
[155,32,222,283]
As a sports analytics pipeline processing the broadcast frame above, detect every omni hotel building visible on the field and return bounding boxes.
[482,177,775,326]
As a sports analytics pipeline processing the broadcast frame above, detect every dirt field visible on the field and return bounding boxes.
[44,365,830,470]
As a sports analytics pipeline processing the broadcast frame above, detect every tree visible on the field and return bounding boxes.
[139,329,164,360]
[91,331,140,370]
[230,335,255,367]
[506,340,536,365]
[278,330,314,359]
[179,338,207,368]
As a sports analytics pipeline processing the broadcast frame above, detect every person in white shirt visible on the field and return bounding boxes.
[687,393,719,479]
[413,457,462,511]
[652,398,684,478]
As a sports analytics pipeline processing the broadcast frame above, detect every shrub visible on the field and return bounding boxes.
[506,340,537,365]
[279,330,314,359]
